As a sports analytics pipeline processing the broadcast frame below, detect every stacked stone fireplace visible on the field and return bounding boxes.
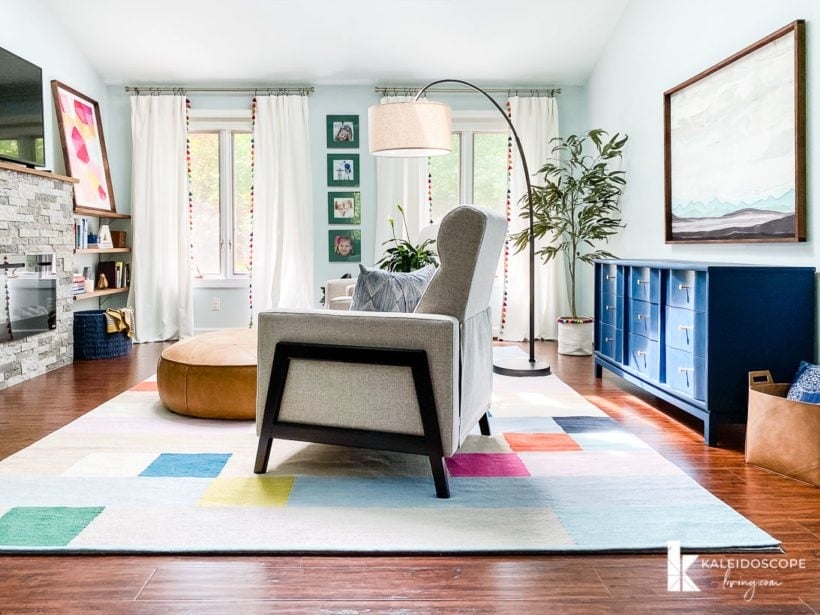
[0,162,75,389]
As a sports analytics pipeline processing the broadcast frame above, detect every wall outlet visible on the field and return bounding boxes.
[210,297,221,311]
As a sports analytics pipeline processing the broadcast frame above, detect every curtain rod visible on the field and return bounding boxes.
[375,86,561,97]
[124,86,314,95]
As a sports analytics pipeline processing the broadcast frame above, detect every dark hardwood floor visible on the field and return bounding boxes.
[1,341,818,613]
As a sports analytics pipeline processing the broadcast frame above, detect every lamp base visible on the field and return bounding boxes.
[492,357,551,377]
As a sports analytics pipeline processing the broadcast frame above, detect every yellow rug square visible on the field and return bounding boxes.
[198,476,294,507]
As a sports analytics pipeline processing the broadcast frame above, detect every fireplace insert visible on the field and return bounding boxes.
[1,253,56,342]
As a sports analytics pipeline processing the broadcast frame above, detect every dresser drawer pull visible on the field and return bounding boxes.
[678,367,694,373]
[636,279,648,285]
[605,305,615,311]
[678,284,692,290]
[677,325,693,331]
[606,274,616,280]
[604,337,614,343]
[636,350,647,357]
[637,314,646,320]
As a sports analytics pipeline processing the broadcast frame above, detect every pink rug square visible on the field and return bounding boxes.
[446,453,530,477]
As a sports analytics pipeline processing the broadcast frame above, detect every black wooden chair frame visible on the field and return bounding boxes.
[254,341,491,499]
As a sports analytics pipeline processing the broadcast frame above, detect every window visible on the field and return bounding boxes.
[428,111,509,334]
[188,113,253,281]
[429,112,508,221]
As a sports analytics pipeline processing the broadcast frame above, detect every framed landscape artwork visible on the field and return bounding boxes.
[328,191,361,224]
[51,80,116,213]
[664,20,805,243]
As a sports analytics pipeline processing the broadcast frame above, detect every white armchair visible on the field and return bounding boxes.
[255,205,507,497]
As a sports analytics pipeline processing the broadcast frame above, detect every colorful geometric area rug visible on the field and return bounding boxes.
[0,351,778,553]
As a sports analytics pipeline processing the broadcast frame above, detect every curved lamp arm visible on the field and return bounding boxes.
[415,79,540,370]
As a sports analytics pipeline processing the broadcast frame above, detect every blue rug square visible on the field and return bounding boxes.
[553,416,623,433]
[140,453,231,478]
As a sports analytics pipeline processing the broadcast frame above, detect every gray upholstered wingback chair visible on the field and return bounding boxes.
[255,205,507,498]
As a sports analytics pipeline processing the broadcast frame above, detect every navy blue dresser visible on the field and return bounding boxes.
[594,259,816,445]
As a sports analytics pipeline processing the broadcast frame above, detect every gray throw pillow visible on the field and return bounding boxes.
[350,264,437,312]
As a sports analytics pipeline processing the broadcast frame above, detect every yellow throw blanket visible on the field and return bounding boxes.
[104,307,135,338]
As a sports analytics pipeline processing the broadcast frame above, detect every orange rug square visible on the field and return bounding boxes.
[504,432,582,452]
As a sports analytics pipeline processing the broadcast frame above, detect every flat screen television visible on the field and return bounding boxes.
[0,46,45,168]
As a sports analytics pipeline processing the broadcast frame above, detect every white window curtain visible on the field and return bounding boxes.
[502,96,569,341]
[251,95,314,318]
[129,95,193,342]
[373,95,429,261]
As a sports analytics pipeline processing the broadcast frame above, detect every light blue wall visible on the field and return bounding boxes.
[584,0,820,320]
[0,0,108,175]
[103,85,584,330]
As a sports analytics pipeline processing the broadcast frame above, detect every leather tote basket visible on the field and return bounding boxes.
[746,370,820,487]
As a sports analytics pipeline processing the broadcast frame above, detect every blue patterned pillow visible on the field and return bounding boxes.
[350,264,437,312]
[786,361,820,404]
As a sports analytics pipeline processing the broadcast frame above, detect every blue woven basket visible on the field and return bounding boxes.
[73,309,132,360]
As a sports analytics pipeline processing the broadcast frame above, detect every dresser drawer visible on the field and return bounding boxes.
[628,333,660,381]
[600,292,623,326]
[600,263,622,297]
[599,322,623,361]
[665,306,706,356]
[668,269,706,311]
[666,347,706,400]
[629,267,661,303]
[628,299,660,341]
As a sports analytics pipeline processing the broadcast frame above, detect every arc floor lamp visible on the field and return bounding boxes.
[368,78,549,377]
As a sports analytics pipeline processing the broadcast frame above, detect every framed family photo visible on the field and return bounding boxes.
[328,229,361,263]
[664,20,806,243]
[326,114,359,148]
[328,192,361,224]
[327,153,359,187]
[51,80,117,213]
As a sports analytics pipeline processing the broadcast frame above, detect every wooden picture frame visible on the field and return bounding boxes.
[328,191,361,225]
[328,229,361,263]
[327,153,359,187]
[326,114,359,148]
[664,20,805,243]
[51,80,116,214]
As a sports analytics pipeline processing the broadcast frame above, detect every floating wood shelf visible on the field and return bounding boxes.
[73,287,129,301]
[74,248,130,254]
[73,207,130,219]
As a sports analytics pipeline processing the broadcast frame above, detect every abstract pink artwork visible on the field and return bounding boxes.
[51,81,115,213]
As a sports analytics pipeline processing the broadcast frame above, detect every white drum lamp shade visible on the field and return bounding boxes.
[368,101,452,157]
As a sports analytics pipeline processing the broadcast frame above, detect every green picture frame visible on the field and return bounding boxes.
[326,114,359,148]
[327,153,359,187]
[328,229,361,263]
[328,191,361,225]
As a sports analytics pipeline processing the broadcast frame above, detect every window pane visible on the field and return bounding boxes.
[232,132,252,275]
[473,132,508,215]
[188,132,221,277]
[429,133,460,222]
[0,140,20,158]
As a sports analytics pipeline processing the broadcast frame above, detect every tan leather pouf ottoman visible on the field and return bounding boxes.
[157,328,256,419]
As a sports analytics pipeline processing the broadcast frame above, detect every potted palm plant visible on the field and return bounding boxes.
[512,129,628,355]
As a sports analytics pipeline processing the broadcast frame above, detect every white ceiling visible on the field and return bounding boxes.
[41,0,628,87]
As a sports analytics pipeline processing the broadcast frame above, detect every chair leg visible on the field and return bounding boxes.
[254,436,273,473]
[429,454,450,499]
[479,412,491,436]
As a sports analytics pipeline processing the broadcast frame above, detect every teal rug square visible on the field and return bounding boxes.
[140,453,231,478]
[0,506,103,546]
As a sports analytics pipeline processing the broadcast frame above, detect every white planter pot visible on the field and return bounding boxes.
[556,318,594,356]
